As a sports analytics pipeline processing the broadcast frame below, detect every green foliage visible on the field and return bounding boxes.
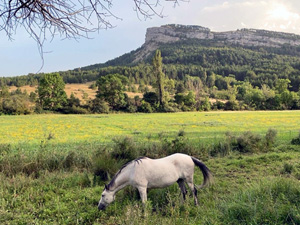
[1,94,33,115]
[199,96,211,111]
[38,73,67,110]
[111,136,139,161]
[265,128,278,148]
[93,151,119,182]
[211,129,279,156]
[152,50,167,107]
[96,74,128,110]
[138,100,153,113]
[90,98,110,113]
[175,91,196,111]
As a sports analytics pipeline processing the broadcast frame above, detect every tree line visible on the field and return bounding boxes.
[0,49,300,115]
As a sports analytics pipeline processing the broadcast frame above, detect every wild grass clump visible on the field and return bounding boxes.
[281,163,294,174]
[291,131,300,145]
[0,149,92,177]
[210,129,278,156]
[234,131,263,153]
[111,136,139,161]
[210,140,231,157]
[265,128,278,148]
[92,151,120,184]
[161,131,198,157]
[221,178,300,225]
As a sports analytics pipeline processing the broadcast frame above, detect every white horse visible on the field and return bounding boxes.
[98,153,213,210]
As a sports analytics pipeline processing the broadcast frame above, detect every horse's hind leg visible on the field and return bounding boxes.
[187,181,198,206]
[177,179,187,200]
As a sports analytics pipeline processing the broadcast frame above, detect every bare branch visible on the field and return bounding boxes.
[0,0,185,68]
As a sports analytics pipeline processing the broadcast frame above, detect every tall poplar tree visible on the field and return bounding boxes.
[152,50,166,107]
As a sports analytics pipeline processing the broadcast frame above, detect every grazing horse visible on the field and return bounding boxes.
[98,153,213,210]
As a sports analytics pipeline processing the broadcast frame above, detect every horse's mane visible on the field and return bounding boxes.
[106,157,146,191]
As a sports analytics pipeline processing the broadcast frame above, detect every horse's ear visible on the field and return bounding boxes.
[105,184,108,190]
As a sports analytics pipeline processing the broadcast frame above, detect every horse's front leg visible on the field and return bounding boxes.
[137,186,148,204]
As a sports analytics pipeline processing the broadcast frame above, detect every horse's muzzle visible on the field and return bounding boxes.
[98,203,106,210]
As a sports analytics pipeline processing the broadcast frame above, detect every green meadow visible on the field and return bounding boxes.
[1,111,300,145]
[0,111,300,224]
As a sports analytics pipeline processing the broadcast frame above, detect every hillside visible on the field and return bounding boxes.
[1,24,300,93]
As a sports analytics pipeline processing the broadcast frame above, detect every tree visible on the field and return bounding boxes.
[1,0,181,54]
[276,79,291,94]
[152,49,166,107]
[38,73,67,110]
[96,74,128,110]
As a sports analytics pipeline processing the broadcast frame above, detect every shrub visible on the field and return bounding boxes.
[62,151,91,170]
[234,131,262,153]
[111,136,139,161]
[1,95,33,115]
[224,100,239,111]
[93,152,119,183]
[90,98,110,113]
[210,141,231,157]
[138,100,153,113]
[265,128,278,148]
[162,136,196,156]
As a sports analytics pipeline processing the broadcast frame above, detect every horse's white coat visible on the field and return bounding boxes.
[98,153,212,210]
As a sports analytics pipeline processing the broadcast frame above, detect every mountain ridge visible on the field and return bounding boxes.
[82,24,300,70]
[132,24,300,64]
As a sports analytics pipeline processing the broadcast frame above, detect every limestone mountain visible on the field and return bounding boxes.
[83,24,300,70]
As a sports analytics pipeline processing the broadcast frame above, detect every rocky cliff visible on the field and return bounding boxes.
[133,24,300,62]
[145,24,300,47]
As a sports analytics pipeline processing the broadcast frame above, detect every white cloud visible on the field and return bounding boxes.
[198,0,300,34]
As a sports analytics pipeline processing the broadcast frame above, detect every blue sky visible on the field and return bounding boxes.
[1,0,300,77]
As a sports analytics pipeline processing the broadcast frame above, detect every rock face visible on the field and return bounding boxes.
[145,24,300,47]
[133,24,300,63]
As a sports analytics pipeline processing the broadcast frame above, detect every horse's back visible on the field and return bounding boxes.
[133,153,194,188]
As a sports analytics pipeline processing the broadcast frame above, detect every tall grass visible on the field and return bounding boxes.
[221,178,300,224]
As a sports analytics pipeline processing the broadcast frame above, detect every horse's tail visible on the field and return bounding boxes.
[191,157,213,189]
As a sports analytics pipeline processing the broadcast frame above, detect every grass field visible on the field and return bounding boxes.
[1,111,300,224]
[1,111,300,146]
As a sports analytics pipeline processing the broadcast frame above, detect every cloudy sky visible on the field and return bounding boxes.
[1,0,300,77]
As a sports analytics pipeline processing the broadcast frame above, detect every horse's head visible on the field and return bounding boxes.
[98,184,115,210]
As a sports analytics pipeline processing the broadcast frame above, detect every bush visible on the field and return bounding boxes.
[90,98,110,113]
[234,131,262,153]
[211,129,278,156]
[265,128,278,148]
[224,100,239,111]
[111,136,139,161]
[1,95,33,115]
[93,152,119,183]
[210,141,231,157]
[138,100,153,113]
[162,135,196,156]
